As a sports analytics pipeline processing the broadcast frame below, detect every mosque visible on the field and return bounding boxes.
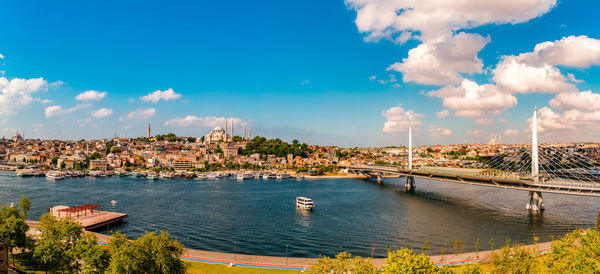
[203,119,251,144]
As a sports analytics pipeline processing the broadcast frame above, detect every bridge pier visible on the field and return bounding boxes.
[405,176,415,192]
[376,173,384,184]
[526,191,544,211]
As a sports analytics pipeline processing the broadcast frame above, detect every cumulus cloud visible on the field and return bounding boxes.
[532,107,600,135]
[504,129,522,136]
[0,77,48,116]
[492,56,576,93]
[436,109,450,119]
[91,108,113,118]
[387,33,490,85]
[140,88,181,103]
[517,35,600,67]
[119,108,156,121]
[549,90,600,111]
[164,115,245,128]
[0,53,4,59]
[428,126,452,137]
[41,99,52,104]
[346,0,556,85]
[382,105,424,132]
[75,90,107,101]
[427,79,517,118]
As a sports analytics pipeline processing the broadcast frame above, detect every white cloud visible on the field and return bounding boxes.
[119,108,156,121]
[549,90,600,111]
[45,105,78,118]
[492,56,576,93]
[504,129,522,136]
[346,0,556,85]
[140,88,181,103]
[387,32,490,85]
[75,90,107,101]
[164,115,244,128]
[475,118,495,125]
[517,35,600,68]
[566,73,583,83]
[91,108,113,118]
[41,99,52,104]
[382,105,424,132]
[436,109,450,119]
[0,77,48,116]
[300,80,309,86]
[427,79,517,118]
[532,107,600,137]
[31,123,46,133]
[428,126,452,137]
[0,53,4,59]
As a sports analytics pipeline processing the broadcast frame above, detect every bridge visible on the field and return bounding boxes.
[343,109,600,212]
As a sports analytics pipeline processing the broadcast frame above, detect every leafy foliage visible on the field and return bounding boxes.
[107,231,188,274]
[382,248,438,273]
[0,196,32,265]
[240,136,312,158]
[33,213,108,273]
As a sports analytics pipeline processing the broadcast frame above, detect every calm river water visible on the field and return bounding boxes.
[1,171,598,257]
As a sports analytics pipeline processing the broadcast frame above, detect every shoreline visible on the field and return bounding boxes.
[25,220,553,271]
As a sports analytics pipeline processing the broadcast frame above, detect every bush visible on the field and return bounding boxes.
[308,251,375,274]
[383,248,437,273]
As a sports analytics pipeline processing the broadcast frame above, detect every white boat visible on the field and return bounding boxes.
[263,173,276,179]
[195,173,208,180]
[159,172,175,179]
[146,172,158,180]
[46,171,65,181]
[16,170,35,177]
[237,172,254,180]
[276,173,291,179]
[296,197,314,211]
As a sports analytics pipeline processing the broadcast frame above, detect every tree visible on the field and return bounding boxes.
[186,137,196,143]
[308,252,375,274]
[0,196,31,265]
[382,248,437,273]
[107,231,187,274]
[34,213,108,273]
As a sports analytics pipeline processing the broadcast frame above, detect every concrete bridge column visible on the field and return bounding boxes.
[405,176,415,192]
[526,191,544,211]
[376,173,384,184]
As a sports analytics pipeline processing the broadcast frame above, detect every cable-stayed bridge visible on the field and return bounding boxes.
[342,109,600,211]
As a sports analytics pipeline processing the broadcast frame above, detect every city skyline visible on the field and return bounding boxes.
[1,0,599,146]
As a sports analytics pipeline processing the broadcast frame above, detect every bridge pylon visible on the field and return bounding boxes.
[406,127,415,192]
[527,108,544,211]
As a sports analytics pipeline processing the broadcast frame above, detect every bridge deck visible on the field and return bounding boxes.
[345,165,600,197]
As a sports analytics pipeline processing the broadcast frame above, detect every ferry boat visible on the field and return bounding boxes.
[130,172,140,178]
[276,173,291,179]
[46,171,66,181]
[237,172,254,180]
[296,197,314,211]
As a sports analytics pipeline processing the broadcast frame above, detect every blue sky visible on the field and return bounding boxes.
[1,0,599,146]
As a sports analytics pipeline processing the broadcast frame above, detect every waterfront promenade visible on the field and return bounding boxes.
[89,227,553,271]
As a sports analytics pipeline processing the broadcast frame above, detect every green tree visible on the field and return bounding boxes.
[0,196,31,265]
[33,213,108,273]
[382,248,437,273]
[107,231,187,274]
[545,229,600,273]
[308,252,375,274]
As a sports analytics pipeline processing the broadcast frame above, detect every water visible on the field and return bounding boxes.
[1,171,598,258]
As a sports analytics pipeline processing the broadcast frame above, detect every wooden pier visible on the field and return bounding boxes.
[49,204,128,230]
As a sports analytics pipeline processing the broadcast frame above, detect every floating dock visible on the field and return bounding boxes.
[49,204,128,230]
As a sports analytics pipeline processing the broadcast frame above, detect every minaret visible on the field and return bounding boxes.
[147,123,151,138]
[231,120,234,139]
[249,128,251,140]
[225,120,228,140]
[243,127,246,140]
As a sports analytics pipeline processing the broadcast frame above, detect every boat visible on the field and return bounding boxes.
[159,172,175,179]
[276,173,291,179]
[130,172,140,178]
[296,197,314,211]
[146,172,158,180]
[184,172,195,179]
[46,171,65,181]
[263,173,276,179]
[195,173,208,180]
[296,174,304,180]
[237,172,254,180]
[16,170,35,177]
